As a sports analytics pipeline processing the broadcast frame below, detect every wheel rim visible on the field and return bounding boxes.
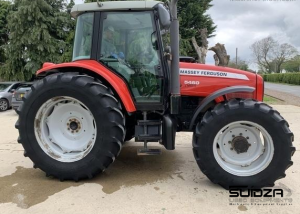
[213,121,274,176]
[0,100,8,111]
[34,96,97,162]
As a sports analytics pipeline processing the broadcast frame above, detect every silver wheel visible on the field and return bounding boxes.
[34,96,97,163]
[213,121,274,176]
[0,99,8,111]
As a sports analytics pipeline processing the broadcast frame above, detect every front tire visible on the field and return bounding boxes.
[193,99,295,189]
[16,73,125,181]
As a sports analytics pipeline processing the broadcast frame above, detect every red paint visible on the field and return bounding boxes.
[256,74,264,101]
[42,62,55,68]
[37,60,263,113]
[37,60,136,113]
[179,63,261,101]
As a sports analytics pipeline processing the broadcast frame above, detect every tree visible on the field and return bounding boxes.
[273,43,298,73]
[191,28,208,63]
[60,0,76,62]
[209,43,230,66]
[0,0,10,64]
[0,0,73,81]
[282,55,300,72]
[228,57,249,71]
[176,0,216,60]
[250,36,298,73]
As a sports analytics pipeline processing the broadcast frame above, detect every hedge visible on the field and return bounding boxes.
[261,73,300,85]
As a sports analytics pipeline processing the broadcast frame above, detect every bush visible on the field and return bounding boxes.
[261,73,300,85]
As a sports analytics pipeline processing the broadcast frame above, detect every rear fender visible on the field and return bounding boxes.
[36,60,136,113]
[189,86,255,130]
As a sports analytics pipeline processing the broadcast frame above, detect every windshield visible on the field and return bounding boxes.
[72,13,94,61]
[0,83,11,91]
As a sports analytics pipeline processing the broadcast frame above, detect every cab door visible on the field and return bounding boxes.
[97,11,165,110]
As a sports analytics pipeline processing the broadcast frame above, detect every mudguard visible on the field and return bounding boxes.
[189,86,255,130]
[37,60,136,113]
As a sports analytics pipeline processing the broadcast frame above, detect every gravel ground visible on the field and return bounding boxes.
[0,106,299,214]
[265,89,300,107]
[265,83,300,98]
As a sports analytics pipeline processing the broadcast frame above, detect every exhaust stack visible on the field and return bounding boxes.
[169,0,180,114]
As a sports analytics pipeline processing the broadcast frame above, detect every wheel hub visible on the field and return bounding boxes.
[70,121,78,130]
[231,136,251,154]
[68,119,81,132]
[213,121,274,176]
[34,96,97,162]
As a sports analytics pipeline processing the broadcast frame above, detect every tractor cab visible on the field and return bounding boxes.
[72,1,171,109]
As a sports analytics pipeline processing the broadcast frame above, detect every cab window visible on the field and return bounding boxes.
[99,12,162,103]
[73,13,94,61]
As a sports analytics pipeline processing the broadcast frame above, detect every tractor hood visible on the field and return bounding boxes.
[179,62,259,98]
[179,62,256,81]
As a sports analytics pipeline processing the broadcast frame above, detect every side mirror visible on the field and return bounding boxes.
[10,89,15,93]
[151,32,159,50]
[157,4,171,30]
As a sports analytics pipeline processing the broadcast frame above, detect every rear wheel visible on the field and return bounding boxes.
[0,99,9,112]
[193,99,295,189]
[16,73,125,181]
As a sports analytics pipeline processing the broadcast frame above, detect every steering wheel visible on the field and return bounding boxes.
[146,85,160,99]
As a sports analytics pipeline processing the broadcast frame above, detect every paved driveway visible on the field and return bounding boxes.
[265,82,300,98]
[0,106,299,214]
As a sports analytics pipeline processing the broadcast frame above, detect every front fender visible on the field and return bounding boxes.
[189,86,255,130]
[37,60,136,113]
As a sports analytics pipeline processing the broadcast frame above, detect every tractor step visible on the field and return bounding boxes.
[135,113,162,142]
[137,148,162,156]
[137,120,162,126]
[135,134,162,142]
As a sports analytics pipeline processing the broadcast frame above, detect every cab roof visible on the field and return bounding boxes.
[71,1,162,18]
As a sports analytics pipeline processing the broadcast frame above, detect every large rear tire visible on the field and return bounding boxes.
[193,99,295,189]
[124,126,135,142]
[16,73,125,181]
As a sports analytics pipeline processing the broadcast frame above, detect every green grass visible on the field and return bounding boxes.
[263,95,280,104]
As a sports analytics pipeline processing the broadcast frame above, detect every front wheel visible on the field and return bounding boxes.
[16,73,125,181]
[193,99,295,189]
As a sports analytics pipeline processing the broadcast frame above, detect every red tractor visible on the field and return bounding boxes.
[16,0,295,189]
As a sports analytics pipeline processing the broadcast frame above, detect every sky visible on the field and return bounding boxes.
[73,0,300,70]
[206,0,300,70]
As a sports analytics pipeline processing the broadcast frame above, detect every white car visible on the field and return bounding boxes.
[0,82,22,112]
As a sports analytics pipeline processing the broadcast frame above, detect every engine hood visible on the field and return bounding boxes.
[178,62,258,98]
[179,62,256,81]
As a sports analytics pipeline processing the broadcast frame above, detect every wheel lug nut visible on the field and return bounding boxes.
[230,148,233,150]
[240,133,243,136]
[68,128,70,130]
[248,143,251,146]
[228,141,232,144]
[232,135,235,138]
[246,137,249,139]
